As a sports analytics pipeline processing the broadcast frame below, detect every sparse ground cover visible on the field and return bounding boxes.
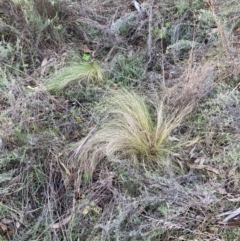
[0,0,240,240]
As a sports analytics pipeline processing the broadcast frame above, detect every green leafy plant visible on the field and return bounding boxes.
[157,203,169,217]
[175,1,189,15]
[110,54,145,86]
[153,23,171,40]
[82,54,90,61]
[16,0,65,45]
[175,0,205,15]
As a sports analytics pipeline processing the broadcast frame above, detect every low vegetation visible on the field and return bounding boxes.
[0,0,240,240]
[73,89,195,179]
[45,61,105,92]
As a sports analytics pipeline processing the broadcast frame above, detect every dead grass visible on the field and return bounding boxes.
[0,0,79,73]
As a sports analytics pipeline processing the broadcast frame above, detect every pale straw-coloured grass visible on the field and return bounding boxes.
[73,89,194,180]
[45,61,104,91]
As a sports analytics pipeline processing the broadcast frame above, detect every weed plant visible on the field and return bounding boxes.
[109,54,145,86]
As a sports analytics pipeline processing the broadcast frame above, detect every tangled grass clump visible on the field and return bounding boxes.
[73,89,194,179]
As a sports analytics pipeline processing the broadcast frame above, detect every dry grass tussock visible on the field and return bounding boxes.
[73,89,195,179]
[45,61,105,92]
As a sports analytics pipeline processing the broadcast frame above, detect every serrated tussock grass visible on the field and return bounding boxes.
[45,61,104,92]
[73,89,194,179]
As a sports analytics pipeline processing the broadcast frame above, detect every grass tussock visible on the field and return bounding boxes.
[45,61,105,92]
[73,89,194,177]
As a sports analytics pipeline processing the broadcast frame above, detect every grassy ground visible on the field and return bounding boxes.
[0,0,240,240]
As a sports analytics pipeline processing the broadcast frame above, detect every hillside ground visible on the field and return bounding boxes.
[0,0,240,240]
